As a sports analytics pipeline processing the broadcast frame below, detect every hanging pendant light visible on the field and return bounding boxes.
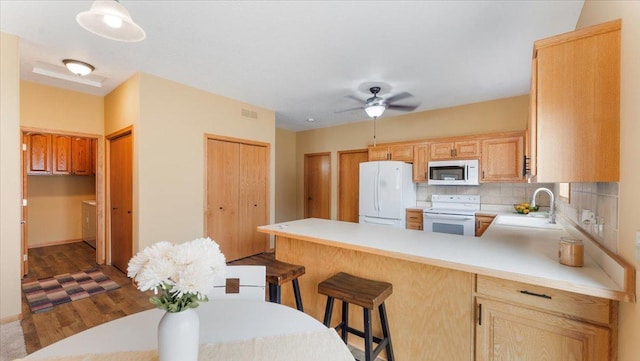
[77,0,146,42]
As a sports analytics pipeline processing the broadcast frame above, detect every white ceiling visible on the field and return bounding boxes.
[0,1,584,131]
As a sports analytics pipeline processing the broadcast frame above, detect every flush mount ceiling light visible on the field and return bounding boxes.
[76,0,146,42]
[62,59,95,76]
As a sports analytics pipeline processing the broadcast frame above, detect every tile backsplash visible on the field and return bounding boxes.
[416,182,620,253]
[556,182,618,253]
[417,183,555,207]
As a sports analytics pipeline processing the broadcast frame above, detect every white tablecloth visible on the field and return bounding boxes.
[22,300,354,361]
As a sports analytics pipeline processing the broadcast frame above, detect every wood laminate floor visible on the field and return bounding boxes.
[21,242,155,354]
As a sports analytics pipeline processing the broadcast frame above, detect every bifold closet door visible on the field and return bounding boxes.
[206,138,268,261]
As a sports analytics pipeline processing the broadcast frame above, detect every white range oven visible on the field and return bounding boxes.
[423,195,480,236]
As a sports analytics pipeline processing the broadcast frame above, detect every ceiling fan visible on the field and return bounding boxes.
[337,86,419,119]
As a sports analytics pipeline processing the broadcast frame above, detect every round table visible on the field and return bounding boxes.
[25,299,331,359]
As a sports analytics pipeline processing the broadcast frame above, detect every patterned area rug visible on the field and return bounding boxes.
[22,268,120,313]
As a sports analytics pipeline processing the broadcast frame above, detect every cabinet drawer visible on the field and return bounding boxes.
[406,222,423,230]
[476,275,612,325]
[406,210,422,222]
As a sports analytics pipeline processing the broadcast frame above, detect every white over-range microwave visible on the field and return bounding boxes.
[427,159,479,186]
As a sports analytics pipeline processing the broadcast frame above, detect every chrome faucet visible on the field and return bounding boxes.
[531,187,555,224]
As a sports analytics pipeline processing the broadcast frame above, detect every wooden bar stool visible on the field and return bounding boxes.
[229,252,305,311]
[318,272,394,361]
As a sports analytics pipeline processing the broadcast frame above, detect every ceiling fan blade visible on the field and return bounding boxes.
[334,106,363,114]
[385,91,413,104]
[387,104,419,112]
[345,94,365,103]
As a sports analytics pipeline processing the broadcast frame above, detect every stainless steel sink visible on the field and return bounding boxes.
[494,214,563,230]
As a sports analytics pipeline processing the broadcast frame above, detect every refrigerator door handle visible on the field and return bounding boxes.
[375,168,380,211]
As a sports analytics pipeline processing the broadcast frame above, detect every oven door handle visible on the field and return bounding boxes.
[424,214,475,222]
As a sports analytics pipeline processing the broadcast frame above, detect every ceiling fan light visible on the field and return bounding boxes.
[62,59,95,76]
[76,0,146,42]
[365,104,386,118]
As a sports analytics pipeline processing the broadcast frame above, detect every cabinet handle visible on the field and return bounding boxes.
[478,303,482,325]
[522,155,530,177]
[519,290,552,299]
[219,206,223,210]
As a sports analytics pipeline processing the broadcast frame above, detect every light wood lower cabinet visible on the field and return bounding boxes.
[476,297,610,361]
[475,214,495,237]
[476,275,615,361]
[406,208,423,230]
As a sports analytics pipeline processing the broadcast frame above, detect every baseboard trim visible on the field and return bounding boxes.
[0,313,22,324]
[28,239,83,249]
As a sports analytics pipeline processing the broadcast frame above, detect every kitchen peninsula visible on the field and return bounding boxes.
[258,217,635,361]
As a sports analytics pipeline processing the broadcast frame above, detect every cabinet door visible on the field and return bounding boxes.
[534,21,620,182]
[475,215,495,236]
[52,134,72,175]
[368,146,389,161]
[455,140,480,158]
[406,209,423,230]
[476,298,610,361]
[481,136,524,182]
[206,139,240,260]
[389,145,413,161]
[413,144,429,182]
[25,133,51,175]
[238,143,268,258]
[430,142,454,160]
[71,137,91,175]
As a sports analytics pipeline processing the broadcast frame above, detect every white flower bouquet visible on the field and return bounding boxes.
[127,237,226,313]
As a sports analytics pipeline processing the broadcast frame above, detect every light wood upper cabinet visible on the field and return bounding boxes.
[368,144,413,162]
[529,19,620,182]
[25,133,52,175]
[481,135,524,183]
[430,140,479,160]
[412,144,429,182]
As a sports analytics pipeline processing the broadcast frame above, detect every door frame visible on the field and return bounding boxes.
[106,126,133,267]
[20,126,105,275]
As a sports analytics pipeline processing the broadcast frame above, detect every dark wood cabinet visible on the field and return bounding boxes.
[25,133,52,175]
[24,132,95,176]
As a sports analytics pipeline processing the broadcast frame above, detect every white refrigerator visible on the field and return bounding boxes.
[359,161,416,228]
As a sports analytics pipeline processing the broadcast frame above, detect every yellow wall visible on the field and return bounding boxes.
[20,81,104,135]
[134,73,276,250]
[294,95,529,218]
[577,2,640,360]
[26,176,96,247]
[0,32,22,321]
[20,82,103,247]
[275,128,298,222]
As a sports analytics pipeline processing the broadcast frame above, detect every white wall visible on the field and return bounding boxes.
[0,32,22,321]
[576,2,640,360]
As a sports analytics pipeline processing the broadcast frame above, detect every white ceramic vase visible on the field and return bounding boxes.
[158,308,200,361]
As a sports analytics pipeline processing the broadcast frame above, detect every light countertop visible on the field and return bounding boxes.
[259,217,634,302]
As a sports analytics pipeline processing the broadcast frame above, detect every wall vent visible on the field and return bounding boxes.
[241,109,258,119]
